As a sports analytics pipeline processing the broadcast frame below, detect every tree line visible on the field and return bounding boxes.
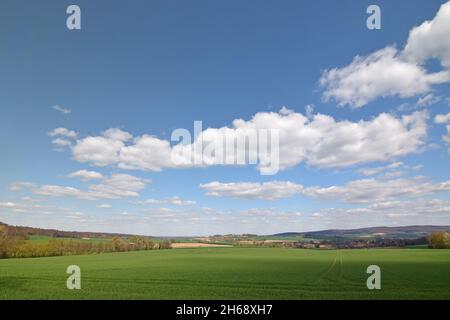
[0,223,171,259]
[0,222,137,240]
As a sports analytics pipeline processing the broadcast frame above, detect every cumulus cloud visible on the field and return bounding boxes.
[320,46,450,108]
[118,135,174,171]
[435,112,450,124]
[66,109,428,173]
[68,170,104,181]
[201,176,450,203]
[48,127,78,148]
[72,128,132,166]
[320,2,450,108]
[49,128,77,139]
[200,181,304,200]
[403,2,450,68]
[10,174,149,201]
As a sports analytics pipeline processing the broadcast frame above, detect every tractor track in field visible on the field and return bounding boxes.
[319,252,339,281]
[317,251,362,288]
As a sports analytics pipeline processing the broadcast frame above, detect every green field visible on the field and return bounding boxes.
[0,248,449,299]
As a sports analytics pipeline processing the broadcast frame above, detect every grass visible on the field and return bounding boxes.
[0,247,449,299]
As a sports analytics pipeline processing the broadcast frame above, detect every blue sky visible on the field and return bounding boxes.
[1,0,450,236]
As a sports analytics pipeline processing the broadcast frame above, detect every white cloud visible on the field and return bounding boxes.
[97,204,112,209]
[320,46,450,108]
[306,199,450,231]
[435,112,450,124]
[72,128,133,167]
[67,109,428,173]
[239,208,303,219]
[201,176,450,203]
[321,2,450,108]
[32,185,84,198]
[434,113,450,151]
[443,125,450,144]
[2,198,449,236]
[9,182,35,192]
[49,128,78,148]
[117,135,173,171]
[10,174,149,201]
[51,138,72,147]
[200,181,304,200]
[303,176,450,204]
[52,105,71,115]
[202,207,214,213]
[68,170,104,181]
[0,202,16,208]
[403,1,450,68]
[357,162,404,176]
[0,201,97,232]
[103,128,133,141]
[363,199,450,216]
[87,174,148,199]
[169,197,196,206]
[136,196,196,206]
[49,128,77,139]
[434,113,450,154]
[279,106,293,115]
[383,170,404,178]
[416,93,441,107]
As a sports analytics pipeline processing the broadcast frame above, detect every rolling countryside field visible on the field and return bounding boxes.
[0,247,449,300]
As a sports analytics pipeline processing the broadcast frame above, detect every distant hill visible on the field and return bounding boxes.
[0,221,142,239]
[272,225,450,239]
[2,221,450,240]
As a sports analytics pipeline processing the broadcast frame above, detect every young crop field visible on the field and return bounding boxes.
[0,248,449,299]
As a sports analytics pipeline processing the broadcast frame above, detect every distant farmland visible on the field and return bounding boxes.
[0,247,449,299]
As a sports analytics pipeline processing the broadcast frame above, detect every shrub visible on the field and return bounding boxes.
[428,231,450,249]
